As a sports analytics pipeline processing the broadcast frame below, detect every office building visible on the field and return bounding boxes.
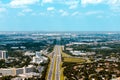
[0,50,7,59]
[0,66,34,76]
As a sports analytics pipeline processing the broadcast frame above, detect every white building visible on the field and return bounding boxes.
[32,51,42,64]
[35,51,41,57]
[32,57,43,64]
[0,66,34,76]
[24,51,35,56]
[18,72,40,78]
[32,51,48,64]
[0,50,7,59]
[70,51,95,56]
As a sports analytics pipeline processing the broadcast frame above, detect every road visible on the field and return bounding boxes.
[47,45,61,80]
[47,47,56,80]
[55,45,61,80]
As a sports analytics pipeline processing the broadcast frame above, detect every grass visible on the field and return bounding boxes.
[63,57,86,63]
[52,47,58,80]
[60,47,65,80]
[61,47,71,58]
[60,62,64,80]
[61,52,71,57]
[60,47,85,80]
[61,47,86,63]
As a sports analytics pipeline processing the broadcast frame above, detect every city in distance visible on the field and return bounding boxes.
[0,32,120,80]
[0,0,120,80]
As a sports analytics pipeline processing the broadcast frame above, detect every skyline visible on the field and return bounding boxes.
[0,0,120,31]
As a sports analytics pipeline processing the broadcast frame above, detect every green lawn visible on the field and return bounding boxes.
[63,57,86,63]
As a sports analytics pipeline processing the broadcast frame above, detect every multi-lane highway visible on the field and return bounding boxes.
[55,45,61,80]
[47,45,61,80]
[47,47,56,80]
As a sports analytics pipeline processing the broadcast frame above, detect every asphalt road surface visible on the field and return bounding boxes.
[47,47,56,80]
[55,45,61,80]
[47,45,61,80]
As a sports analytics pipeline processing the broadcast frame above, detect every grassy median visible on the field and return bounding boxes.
[52,55,57,80]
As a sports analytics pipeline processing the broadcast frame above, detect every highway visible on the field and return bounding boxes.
[47,47,56,80]
[47,45,61,80]
[55,45,61,80]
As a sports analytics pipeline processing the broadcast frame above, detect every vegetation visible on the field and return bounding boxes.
[0,76,15,80]
[61,42,120,80]
[47,45,54,53]
[61,51,71,57]
[63,61,120,80]
[0,59,5,68]
[62,57,86,63]
[65,43,120,56]
[0,55,32,68]
[60,62,64,80]
[40,58,50,80]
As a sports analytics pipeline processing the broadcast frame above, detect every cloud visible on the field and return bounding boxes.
[47,7,55,11]
[80,0,120,13]
[71,11,81,16]
[107,0,119,5]
[81,0,120,10]
[64,0,79,9]
[22,8,32,12]
[16,8,32,16]
[81,0,103,6]
[0,0,119,17]
[59,9,69,16]
[31,12,37,16]
[42,0,53,3]
[17,12,25,16]
[107,0,120,12]
[97,15,103,18]
[10,0,39,8]
[85,11,103,15]
[69,5,78,9]
[39,12,47,16]
[61,12,69,16]
[0,8,6,12]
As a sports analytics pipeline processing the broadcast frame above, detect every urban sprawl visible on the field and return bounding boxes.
[0,32,120,80]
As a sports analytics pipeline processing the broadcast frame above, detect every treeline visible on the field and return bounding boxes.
[64,43,120,56]
[40,57,50,80]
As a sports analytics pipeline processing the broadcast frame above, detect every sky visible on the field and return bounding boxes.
[0,0,120,31]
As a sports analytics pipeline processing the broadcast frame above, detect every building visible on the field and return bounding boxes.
[0,50,7,59]
[18,72,40,78]
[11,77,23,80]
[32,51,42,64]
[32,51,48,64]
[24,51,35,56]
[32,57,43,64]
[35,51,41,57]
[70,51,95,56]
[0,66,34,76]
[0,68,15,76]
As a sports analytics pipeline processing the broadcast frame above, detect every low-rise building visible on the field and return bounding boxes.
[70,51,95,56]
[24,51,35,56]
[18,72,40,78]
[0,66,34,76]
